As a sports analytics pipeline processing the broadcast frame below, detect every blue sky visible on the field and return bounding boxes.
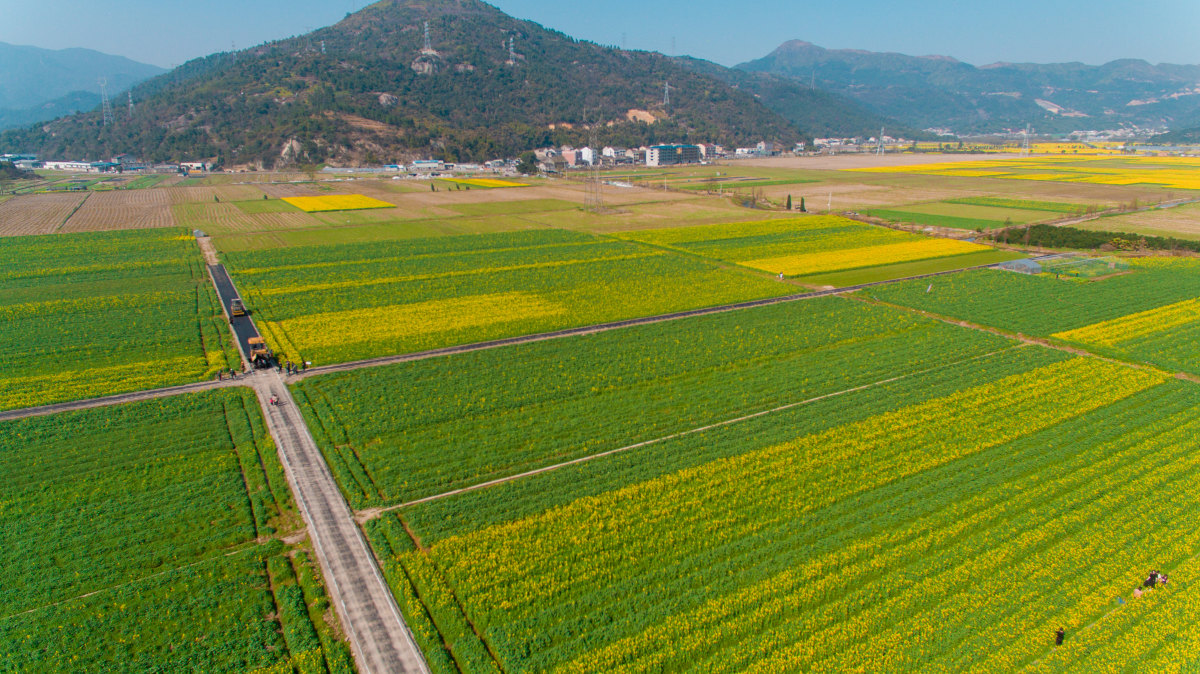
[2,0,1198,69]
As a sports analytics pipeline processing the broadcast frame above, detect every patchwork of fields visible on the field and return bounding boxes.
[867,257,1200,376]
[0,228,239,409]
[8,162,1200,673]
[224,228,792,365]
[333,297,1200,671]
[613,215,1007,280]
[0,390,352,672]
[866,196,1090,230]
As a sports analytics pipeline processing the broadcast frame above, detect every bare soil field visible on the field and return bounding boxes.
[0,192,88,236]
[1081,202,1200,240]
[60,189,175,232]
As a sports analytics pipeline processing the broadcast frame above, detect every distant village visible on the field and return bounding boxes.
[7,136,956,179]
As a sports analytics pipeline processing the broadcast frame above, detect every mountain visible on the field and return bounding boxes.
[739,40,1200,134]
[674,56,927,139]
[0,43,164,128]
[0,91,102,131]
[1,0,871,167]
[1151,126,1200,144]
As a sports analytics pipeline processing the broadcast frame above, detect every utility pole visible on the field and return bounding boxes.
[585,115,605,213]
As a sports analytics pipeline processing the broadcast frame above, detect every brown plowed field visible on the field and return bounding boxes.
[0,192,88,236]
[59,189,175,232]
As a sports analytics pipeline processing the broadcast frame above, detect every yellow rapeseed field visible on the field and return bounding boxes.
[1053,297,1200,348]
[261,291,565,360]
[849,156,1200,190]
[280,194,394,212]
[741,237,988,276]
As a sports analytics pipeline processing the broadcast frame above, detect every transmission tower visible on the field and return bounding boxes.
[663,81,675,108]
[422,21,434,54]
[1022,124,1032,155]
[505,36,517,65]
[99,78,115,127]
[877,127,885,156]
[127,91,134,118]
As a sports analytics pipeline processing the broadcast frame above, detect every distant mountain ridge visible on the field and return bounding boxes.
[0,42,164,129]
[0,0,899,166]
[739,40,1200,134]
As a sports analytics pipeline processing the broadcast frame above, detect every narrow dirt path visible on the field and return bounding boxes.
[196,235,220,265]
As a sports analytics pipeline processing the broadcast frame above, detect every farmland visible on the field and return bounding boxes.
[224,228,792,365]
[866,258,1200,376]
[0,228,238,409]
[0,390,352,672]
[850,155,1200,192]
[282,194,395,212]
[293,297,1012,507]
[613,215,1000,280]
[354,330,1200,671]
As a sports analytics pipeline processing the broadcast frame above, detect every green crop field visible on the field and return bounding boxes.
[866,258,1200,376]
[0,228,239,410]
[224,228,791,365]
[871,202,1055,227]
[122,174,172,190]
[345,323,1200,671]
[292,297,1012,508]
[944,196,1090,213]
[613,215,996,280]
[233,198,302,214]
[0,390,352,672]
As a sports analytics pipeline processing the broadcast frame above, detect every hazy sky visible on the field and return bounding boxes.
[2,0,1199,69]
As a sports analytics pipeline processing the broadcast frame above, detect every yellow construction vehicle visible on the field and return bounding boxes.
[248,337,274,368]
[230,298,247,318]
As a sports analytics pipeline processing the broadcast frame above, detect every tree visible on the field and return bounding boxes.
[786,194,792,210]
[800,197,806,212]
[517,151,538,175]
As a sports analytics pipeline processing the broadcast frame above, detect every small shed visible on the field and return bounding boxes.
[998,258,1042,275]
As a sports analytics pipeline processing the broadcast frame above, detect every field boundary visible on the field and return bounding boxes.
[356,345,1023,522]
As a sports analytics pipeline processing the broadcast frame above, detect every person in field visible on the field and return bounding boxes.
[1133,587,1143,599]
[1055,627,1065,646]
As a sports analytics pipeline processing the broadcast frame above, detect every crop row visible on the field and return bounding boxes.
[412,358,1164,670]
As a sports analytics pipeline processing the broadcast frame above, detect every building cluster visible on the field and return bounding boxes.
[529,140,795,172]
[2,153,201,174]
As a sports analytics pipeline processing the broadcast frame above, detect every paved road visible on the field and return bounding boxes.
[208,263,260,366]
[253,372,429,674]
[298,256,1014,379]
